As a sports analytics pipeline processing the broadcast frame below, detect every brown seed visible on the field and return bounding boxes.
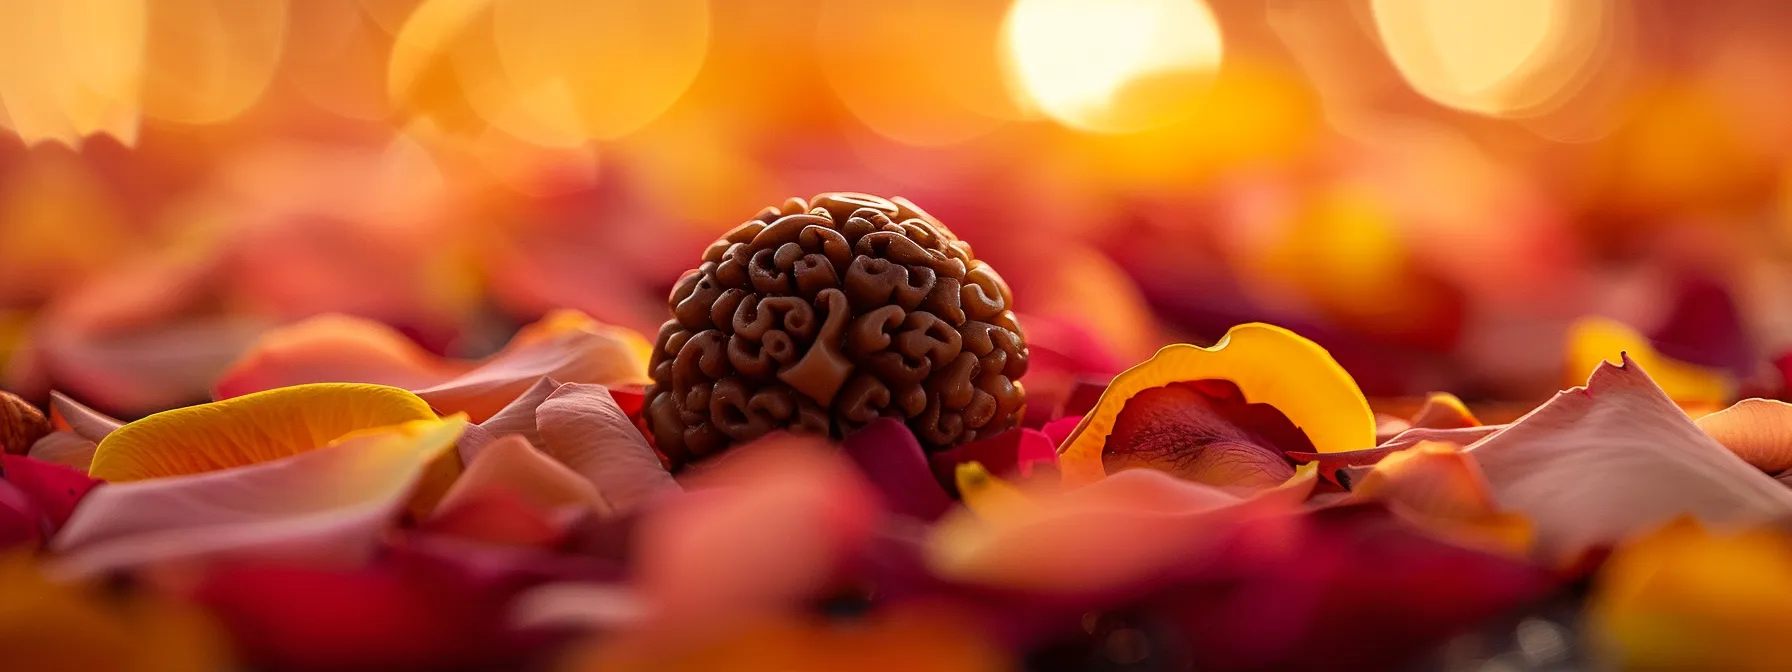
[0,391,51,456]
[643,193,1029,469]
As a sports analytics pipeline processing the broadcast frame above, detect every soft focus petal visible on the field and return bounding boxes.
[416,311,653,421]
[1695,398,1792,473]
[534,383,675,515]
[0,480,43,549]
[570,607,1010,672]
[215,310,653,423]
[635,438,878,633]
[1468,356,1792,562]
[213,313,470,399]
[929,468,1290,593]
[842,418,952,521]
[1566,316,1734,407]
[52,417,465,577]
[0,553,230,672]
[931,426,1059,489]
[1,454,100,531]
[90,382,437,481]
[1408,391,1481,429]
[1351,441,1534,555]
[1354,441,1498,519]
[437,434,604,515]
[1589,518,1792,670]
[422,489,571,548]
[1059,323,1374,484]
[193,553,524,672]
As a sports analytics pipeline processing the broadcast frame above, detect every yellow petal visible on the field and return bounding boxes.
[91,383,437,481]
[0,552,229,672]
[1566,316,1733,407]
[1696,398,1792,474]
[327,414,469,519]
[1058,323,1373,485]
[54,417,465,577]
[1590,518,1792,671]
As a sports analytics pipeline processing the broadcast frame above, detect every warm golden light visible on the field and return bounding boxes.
[1372,0,1612,117]
[391,0,709,146]
[1003,0,1224,134]
[816,0,1021,146]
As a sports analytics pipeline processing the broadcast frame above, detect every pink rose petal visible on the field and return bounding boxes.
[534,383,676,515]
[50,419,464,577]
[1466,356,1792,561]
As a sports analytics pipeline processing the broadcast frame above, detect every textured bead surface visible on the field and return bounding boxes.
[644,193,1028,468]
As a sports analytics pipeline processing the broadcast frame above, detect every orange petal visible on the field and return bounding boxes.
[53,417,465,576]
[928,468,1297,593]
[435,434,605,515]
[1589,518,1792,670]
[1566,316,1733,407]
[90,383,438,481]
[1352,441,1533,555]
[213,314,470,399]
[1059,323,1374,485]
[1354,441,1498,519]
[1408,392,1480,429]
[1695,398,1792,474]
[954,462,1032,521]
[1469,356,1792,563]
[0,553,230,672]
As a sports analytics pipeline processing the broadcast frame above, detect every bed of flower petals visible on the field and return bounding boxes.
[6,308,1792,671]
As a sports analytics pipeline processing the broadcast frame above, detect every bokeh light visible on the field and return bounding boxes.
[1372,0,1615,118]
[1003,0,1225,133]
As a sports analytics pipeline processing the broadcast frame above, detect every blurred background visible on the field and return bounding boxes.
[2,0,1788,418]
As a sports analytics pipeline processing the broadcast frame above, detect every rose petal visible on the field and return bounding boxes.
[1098,381,1306,490]
[1350,442,1533,555]
[1,454,100,531]
[51,417,465,577]
[476,376,562,454]
[1695,398,1792,473]
[0,554,229,671]
[636,438,878,633]
[1059,323,1374,484]
[0,480,45,549]
[1408,391,1481,430]
[437,435,605,516]
[571,606,1009,672]
[212,313,469,400]
[416,311,653,422]
[90,382,438,481]
[49,391,120,442]
[842,418,952,521]
[1466,356,1792,562]
[535,383,676,515]
[26,431,96,473]
[217,310,654,423]
[1041,416,1079,448]
[192,553,519,672]
[1588,518,1792,670]
[928,468,1296,593]
[1566,316,1733,407]
[930,427,1059,489]
[421,489,572,548]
